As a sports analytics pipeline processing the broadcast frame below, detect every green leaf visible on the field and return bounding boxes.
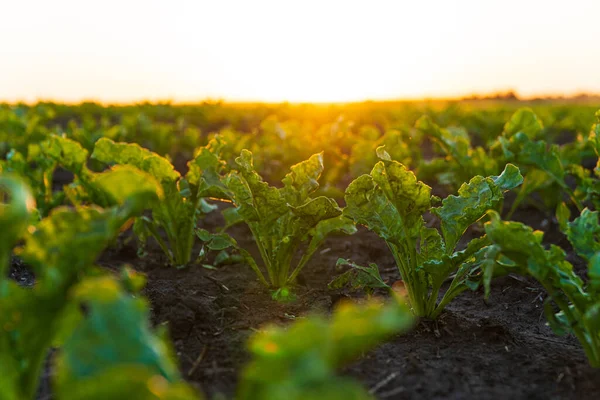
[289,196,342,234]
[42,135,89,174]
[18,206,130,288]
[484,210,547,272]
[226,171,287,224]
[432,164,522,251]
[556,202,571,232]
[484,211,600,366]
[91,165,163,213]
[417,226,445,263]
[589,253,600,292]
[518,138,565,182]
[196,229,237,251]
[415,115,471,166]
[91,138,180,184]
[503,108,543,139]
[344,174,399,241]
[492,163,524,191]
[370,160,432,234]
[54,277,200,400]
[566,208,600,261]
[0,175,35,276]
[186,142,230,199]
[222,206,244,229]
[281,152,324,205]
[238,299,414,400]
[344,163,430,245]
[329,259,389,294]
[54,366,200,400]
[345,157,516,318]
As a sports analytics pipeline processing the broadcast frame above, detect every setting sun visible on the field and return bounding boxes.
[1,0,600,103]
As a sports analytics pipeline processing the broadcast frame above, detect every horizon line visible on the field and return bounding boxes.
[2,90,600,107]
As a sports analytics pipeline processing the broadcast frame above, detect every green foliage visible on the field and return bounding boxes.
[494,108,582,215]
[238,298,415,400]
[502,108,544,139]
[415,116,498,185]
[329,258,390,296]
[0,175,35,274]
[484,211,600,367]
[222,150,356,294]
[0,174,162,400]
[348,127,416,178]
[54,277,200,400]
[344,148,522,318]
[92,137,227,267]
[565,208,600,260]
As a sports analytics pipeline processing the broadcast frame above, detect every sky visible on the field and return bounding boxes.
[1,0,599,103]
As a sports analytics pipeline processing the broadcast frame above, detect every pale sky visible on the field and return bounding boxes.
[1,0,599,103]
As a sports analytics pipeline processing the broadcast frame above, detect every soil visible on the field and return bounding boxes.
[13,192,600,399]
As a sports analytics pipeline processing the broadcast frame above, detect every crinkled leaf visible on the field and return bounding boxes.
[289,196,342,234]
[344,174,402,241]
[329,259,389,293]
[186,144,230,199]
[281,152,324,205]
[42,135,89,174]
[566,208,600,261]
[417,226,445,263]
[92,138,179,184]
[344,162,429,245]
[371,160,432,231]
[225,171,287,224]
[432,164,522,251]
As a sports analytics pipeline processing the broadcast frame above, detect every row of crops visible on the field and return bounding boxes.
[1,101,599,399]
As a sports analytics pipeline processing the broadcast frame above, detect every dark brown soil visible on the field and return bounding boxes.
[15,199,599,399]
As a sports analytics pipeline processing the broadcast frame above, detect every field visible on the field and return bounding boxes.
[2,100,600,399]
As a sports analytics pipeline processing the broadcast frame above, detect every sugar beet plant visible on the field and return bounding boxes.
[239,298,414,400]
[0,173,203,399]
[484,209,600,367]
[91,137,228,268]
[217,150,356,298]
[343,147,523,318]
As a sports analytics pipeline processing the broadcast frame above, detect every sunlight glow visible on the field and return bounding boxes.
[1,0,599,103]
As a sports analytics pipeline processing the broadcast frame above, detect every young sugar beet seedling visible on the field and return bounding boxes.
[0,171,190,400]
[343,147,523,318]
[91,137,229,268]
[238,297,415,400]
[54,276,202,400]
[1,134,161,217]
[483,210,600,368]
[210,149,356,300]
[491,108,584,217]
